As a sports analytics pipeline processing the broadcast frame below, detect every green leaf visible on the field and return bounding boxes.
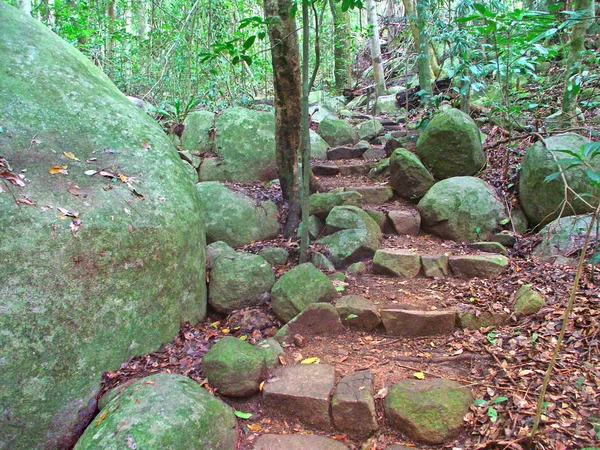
[493,396,508,404]
[335,285,346,292]
[500,218,510,225]
[346,314,358,319]
[543,171,562,183]
[243,35,256,50]
[474,398,489,406]
[234,410,252,419]
[487,406,498,422]
[586,170,600,187]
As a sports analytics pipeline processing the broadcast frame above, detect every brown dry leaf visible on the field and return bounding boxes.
[16,198,36,206]
[49,165,68,175]
[247,423,262,432]
[63,152,80,161]
[0,169,26,186]
[67,186,81,197]
[95,409,109,426]
[57,207,79,218]
[278,355,287,365]
[98,170,117,178]
[374,386,389,399]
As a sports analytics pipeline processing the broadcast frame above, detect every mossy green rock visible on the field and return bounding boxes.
[418,177,508,242]
[197,181,280,247]
[533,214,599,258]
[513,284,546,316]
[203,337,267,397]
[209,251,275,313]
[519,133,595,226]
[357,118,383,140]
[416,108,485,179]
[0,5,206,448]
[385,379,473,444]
[309,190,363,217]
[256,338,285,370]
[318,206,382,267]
[200,107,278,182]
[389,149,435,200]
[181,110,216,153]
[75,374,237,449]
[258,247,289,265]
[271,263,337,323]
[318,118,360,147]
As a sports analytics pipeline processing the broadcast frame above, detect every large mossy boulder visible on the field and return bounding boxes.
[181,110,216,154]
[75,374,237,449]
[202,337,268,397]
[318,118,360,147]
[309,190,363,217]
[270,263,337,323]
[416,108,486,179]
[208,247,275,313]
[197,181,280,247]
[385,379,473,444]
[389,148,435,200]
[533,214,599,258]
[0,5,207,448]
[519,133,595,226]
[418,177,508,242]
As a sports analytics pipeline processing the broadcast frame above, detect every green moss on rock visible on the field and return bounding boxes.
[75,374,237,449]
[0,5,206,448]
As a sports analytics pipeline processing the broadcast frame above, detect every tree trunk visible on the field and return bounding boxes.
[17,0,32,15]
[366,0,386,96]
[402,0,440,78]
[264,0,302,237]
[329,0,352,93]
[416,0,433,100]
[562,0,591,126]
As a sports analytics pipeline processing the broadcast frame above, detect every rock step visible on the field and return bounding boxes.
[261,364,473,446]
[312,161,375,177]
[372,249,510,280]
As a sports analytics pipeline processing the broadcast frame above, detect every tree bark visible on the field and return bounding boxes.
[366,0,386,96]
[264,0,303,237]
[402,0,440,78]
[416,0,433,100]
[329,0,352,93]
[561,0,591,126]
[17,0,32,15]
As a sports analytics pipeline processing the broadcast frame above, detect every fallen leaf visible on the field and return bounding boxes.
[84,170,97,176]
[278,355,287,365]
[259,381,265,391]
[49,165,68,175]
[413,371,426,380]
[57,207,79,218]
[141,141,151,151]
[234,410,252,419]
[0,169,26,186]
[16,198,36,206]
[374,386,389,399]
[247,423,262,432]
[123,208,131,215]
[95,409,109,426]
[300,357,320,364]
[98,170,117,178]
[221,328,230,334]
[63,152,80,161]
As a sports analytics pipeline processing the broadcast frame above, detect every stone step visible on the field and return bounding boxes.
[253,434,349,450]
[380,309,457,337]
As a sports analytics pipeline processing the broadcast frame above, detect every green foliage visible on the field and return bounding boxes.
[473,396,508,423]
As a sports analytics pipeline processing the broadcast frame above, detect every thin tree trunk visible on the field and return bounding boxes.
[402,0,440,78]
[366,0,386,96]
[106,1,115,78]
[17,0,32,15]
[329,0,352,93]
[416,0,433,100]
[264,0,302,237]
[561,0,591,126]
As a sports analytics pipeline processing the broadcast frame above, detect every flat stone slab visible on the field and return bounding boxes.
[263,364,335,430]
[468,241,508,256]
[332,370,378,438]
[351,185,394,205]
[253,434,349,450]
[449,254,509,278]
[373,249,421,278]
[388,210,421,235]
[274,303,344,344]
[339,163,373,176]
[457,311,510,330]
[336,295,381,331]
[313,164,340,176]
[421,254,449,279]
[328,146,366,160]
[380,309,456,337]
